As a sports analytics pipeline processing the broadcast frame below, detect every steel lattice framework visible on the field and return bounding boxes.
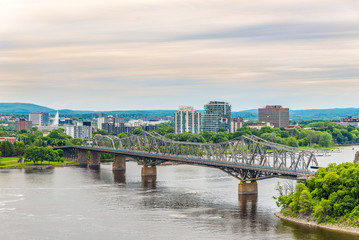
[91,132,318,181]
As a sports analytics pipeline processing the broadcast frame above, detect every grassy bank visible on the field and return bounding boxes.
[0,157,76,168]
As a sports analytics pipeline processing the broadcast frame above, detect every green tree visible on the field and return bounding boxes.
[133,127,144,135]
[319,132,332,147]
[0,141,15,157]
[286,137,299,148]
[94,129,108,135]
[298,189,312,215]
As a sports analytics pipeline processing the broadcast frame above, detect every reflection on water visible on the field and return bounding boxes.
[113,170,126,183]
[0,146,358,240]
[142,175,157,189]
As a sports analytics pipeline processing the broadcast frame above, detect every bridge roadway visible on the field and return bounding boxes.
[55,144,315,196]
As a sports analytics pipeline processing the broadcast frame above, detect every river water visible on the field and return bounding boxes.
[1,146,359,240]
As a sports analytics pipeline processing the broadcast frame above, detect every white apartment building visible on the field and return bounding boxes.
[174,106,201,134]
[66,125,92,139]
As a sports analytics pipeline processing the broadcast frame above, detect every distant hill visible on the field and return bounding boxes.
[0,103,55,114]
[0,103,358,120]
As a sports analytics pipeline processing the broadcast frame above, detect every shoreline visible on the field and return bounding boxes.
[0,163,80,170]
[275,212,359,236]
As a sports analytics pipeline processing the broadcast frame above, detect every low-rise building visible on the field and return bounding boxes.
[0,137,17,143]
[246,122,274,130]
[340,116,359,127]
[284,123,302,130]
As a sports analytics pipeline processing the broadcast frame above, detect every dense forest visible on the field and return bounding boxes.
[276,162,359,226]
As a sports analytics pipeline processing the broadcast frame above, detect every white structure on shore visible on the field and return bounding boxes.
[52,112,59,126]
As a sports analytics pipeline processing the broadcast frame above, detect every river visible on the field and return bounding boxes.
[1,146,359,240]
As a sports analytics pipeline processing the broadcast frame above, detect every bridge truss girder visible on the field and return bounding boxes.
[92,132,318,181]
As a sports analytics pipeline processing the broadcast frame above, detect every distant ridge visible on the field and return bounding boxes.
[0,103,55,114]
[0,103,358,119]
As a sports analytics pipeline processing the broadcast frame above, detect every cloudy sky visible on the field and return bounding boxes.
[0,0,358,111]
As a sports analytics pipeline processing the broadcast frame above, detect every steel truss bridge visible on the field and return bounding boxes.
[59,132,318,182]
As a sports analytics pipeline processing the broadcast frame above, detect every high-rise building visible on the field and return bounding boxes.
[258,105,289,128]
[15,119,32,131]
[174,106,201,134]
[230,117,243,133]
[29,112,50,126]
[202,101,231,133]
[97,116,124,130]
[66,125,92,139]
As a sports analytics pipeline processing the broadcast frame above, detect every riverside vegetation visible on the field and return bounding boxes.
[0,120,358,166]
[275,162,359,227]
[153,121,359,149]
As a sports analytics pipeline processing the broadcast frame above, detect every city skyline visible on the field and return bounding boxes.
[1,0,359,111]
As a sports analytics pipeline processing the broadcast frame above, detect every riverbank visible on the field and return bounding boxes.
[275,212,359,236]
[0,157,79,169]
[0,163,80,170]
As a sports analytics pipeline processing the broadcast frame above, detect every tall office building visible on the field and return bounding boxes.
[29,112,50,126]
[174,106,201,134]
[15,119,32,131]
[202,101,231,133]
[258,105,289,128]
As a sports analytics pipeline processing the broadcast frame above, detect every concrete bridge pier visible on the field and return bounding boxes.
[238,181,258,196]
[113,155,126,171]
[78,149,88,166]
[141,166,157,182]
[89,151,100,169]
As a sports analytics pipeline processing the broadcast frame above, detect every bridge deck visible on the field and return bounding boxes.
[55,145,314,179]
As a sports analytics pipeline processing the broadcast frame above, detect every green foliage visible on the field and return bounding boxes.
[276,163,359,225]
[133,127,144,135]
[0,141,15,157]
[94,129,109,135]
[24,145,63,165]
[153,121,359,148]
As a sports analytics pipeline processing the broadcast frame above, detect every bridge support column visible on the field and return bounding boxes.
[78,149,88,166]
[113,155,126,171]
[89,151,100,169]
[141,166,157,182]
[238,181,258,196]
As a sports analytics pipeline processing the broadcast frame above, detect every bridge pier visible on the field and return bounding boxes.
[89,151,100,169]
[113,155,126,171]
[238,181,258,196]
[78,149,88,166]
[141,166,157,182]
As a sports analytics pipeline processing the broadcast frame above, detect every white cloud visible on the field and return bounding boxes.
[0,0,358,110]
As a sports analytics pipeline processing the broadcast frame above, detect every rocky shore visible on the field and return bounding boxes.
[275,212,359,236]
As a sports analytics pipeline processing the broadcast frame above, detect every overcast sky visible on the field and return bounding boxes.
[0,0,358,111]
